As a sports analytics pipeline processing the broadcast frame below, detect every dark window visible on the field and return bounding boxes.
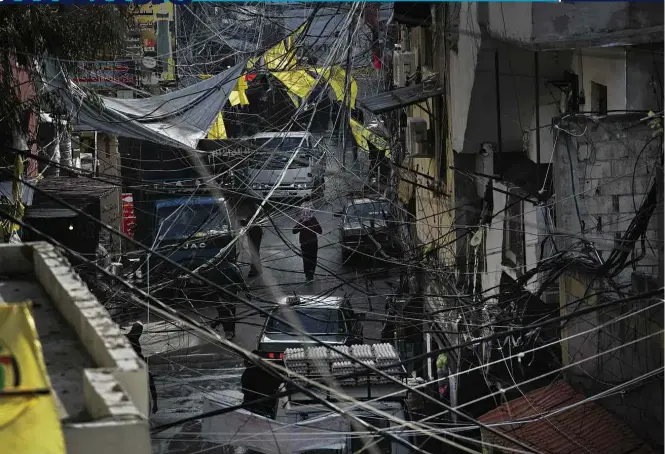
[266,308,341,335]
[502,187,525,274]
[156,202,230,240]
[591,81,608,115]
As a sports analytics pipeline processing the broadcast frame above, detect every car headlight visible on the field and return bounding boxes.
[252,184,264,190]
[296,183,309,189]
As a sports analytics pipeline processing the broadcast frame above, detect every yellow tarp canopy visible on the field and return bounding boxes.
[0,302,66,454]
[271,70,318,100]
[350,118,390,158]
[260,23,306,71]
[315,67,357,109]
[207,112,227,140]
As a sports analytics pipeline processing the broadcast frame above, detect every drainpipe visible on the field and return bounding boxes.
[535,51,540,188]
[494,50,502,154]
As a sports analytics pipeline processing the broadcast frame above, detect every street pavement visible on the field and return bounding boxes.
[147,138,403,453]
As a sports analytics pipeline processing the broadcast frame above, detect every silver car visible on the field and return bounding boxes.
[257,295,365,360]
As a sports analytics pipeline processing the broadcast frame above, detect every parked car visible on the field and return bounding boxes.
[256,295,364,360]
[337,197,398,260]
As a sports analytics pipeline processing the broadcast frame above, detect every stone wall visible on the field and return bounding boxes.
[553,114,663,283]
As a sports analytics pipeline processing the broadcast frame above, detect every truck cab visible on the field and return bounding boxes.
[242,131,325,200]
[132,190,239,290]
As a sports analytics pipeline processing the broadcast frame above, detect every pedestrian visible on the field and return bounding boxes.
[247,211,264,278]
[292,198,322,282]
[126,322,159,414]
[241,351,281,418]
[436,353,450,399]
[211,262,249,339]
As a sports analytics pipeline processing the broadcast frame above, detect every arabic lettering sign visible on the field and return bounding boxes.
[0,302,65,454]
[72,61,138,88]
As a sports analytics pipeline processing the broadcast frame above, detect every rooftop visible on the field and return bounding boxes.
[276,294,345,309]
[0,242,151,453]
[479,380,656,454]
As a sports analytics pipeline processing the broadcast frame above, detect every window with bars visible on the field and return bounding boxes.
[502,187,525,274]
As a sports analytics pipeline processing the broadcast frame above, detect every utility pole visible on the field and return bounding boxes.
[341,11,355,167]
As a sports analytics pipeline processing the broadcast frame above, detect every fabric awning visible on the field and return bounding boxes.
[50,62,245,150]
[357,83,443,114]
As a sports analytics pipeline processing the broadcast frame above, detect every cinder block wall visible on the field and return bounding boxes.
[553,114,663,284]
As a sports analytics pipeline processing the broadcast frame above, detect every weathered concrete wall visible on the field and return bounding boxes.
[533,3,663,44]
[571,48,628,112]
[553,115,663,283]
[484,2,663,48]
[626,48,664,112]
[559,270,664,450]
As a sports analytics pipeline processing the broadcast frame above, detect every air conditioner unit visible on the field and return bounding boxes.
[393,51,415,87]
[406,117,429,156]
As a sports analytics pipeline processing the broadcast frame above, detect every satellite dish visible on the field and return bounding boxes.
[142,56,157,69]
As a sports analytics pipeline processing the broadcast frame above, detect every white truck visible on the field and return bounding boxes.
[201,343,425,454]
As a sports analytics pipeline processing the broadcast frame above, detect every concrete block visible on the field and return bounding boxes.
[619,195,639,214]
[601,178,633,195]
[594,141,629,159]
[589,161,613,179]
[582,196,614,215]
[582,178,600,196]
[610,159,633,177]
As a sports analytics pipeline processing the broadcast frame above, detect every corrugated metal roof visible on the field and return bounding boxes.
[357,84,443,114]
[479,380,656,454]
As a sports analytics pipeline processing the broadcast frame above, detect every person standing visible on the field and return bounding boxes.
[240,351,281,418]
[292,199,322,282]
[126,322,159,414]
[211,262,248,339]
[247,213,264,278]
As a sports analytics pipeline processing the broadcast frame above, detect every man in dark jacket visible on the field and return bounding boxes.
[126,322,159,414]
[292,199,322,282]
[241,351,282,418]
[247,220,264,278]
[210,262,248,339]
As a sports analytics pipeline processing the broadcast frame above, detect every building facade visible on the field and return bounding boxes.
[368,1,663,443]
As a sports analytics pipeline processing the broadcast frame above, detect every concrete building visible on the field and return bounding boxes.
[0,242,151,454]
[360,1,664,441]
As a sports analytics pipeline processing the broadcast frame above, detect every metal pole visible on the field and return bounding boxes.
[494,50,502,154]
[534,51,541,187]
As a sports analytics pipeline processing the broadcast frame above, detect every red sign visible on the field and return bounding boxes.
[122,193,136,239]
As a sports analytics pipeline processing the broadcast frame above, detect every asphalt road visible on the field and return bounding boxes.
[148,139,402,453]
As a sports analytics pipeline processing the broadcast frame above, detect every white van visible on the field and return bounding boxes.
[245,131,325,199]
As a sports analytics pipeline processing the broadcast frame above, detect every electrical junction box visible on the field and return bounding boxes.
[392,51,415,87]
[406,117,430,157]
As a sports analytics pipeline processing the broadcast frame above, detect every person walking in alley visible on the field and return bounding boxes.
[247,208,265,278]
[292,198,322,282]
[126,322,159,414]
[241,351,281,418]
[210,262,249,339]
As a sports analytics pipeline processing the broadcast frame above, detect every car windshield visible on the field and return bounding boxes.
[250,151,310,170]
[266,308,341,335]
[156,202,230,240]
[253,136,311,151]
[347,202,392,220]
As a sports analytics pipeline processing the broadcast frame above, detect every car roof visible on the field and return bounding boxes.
[347,197,389,207]
[251,131,312,140]
[274,295,345,310]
